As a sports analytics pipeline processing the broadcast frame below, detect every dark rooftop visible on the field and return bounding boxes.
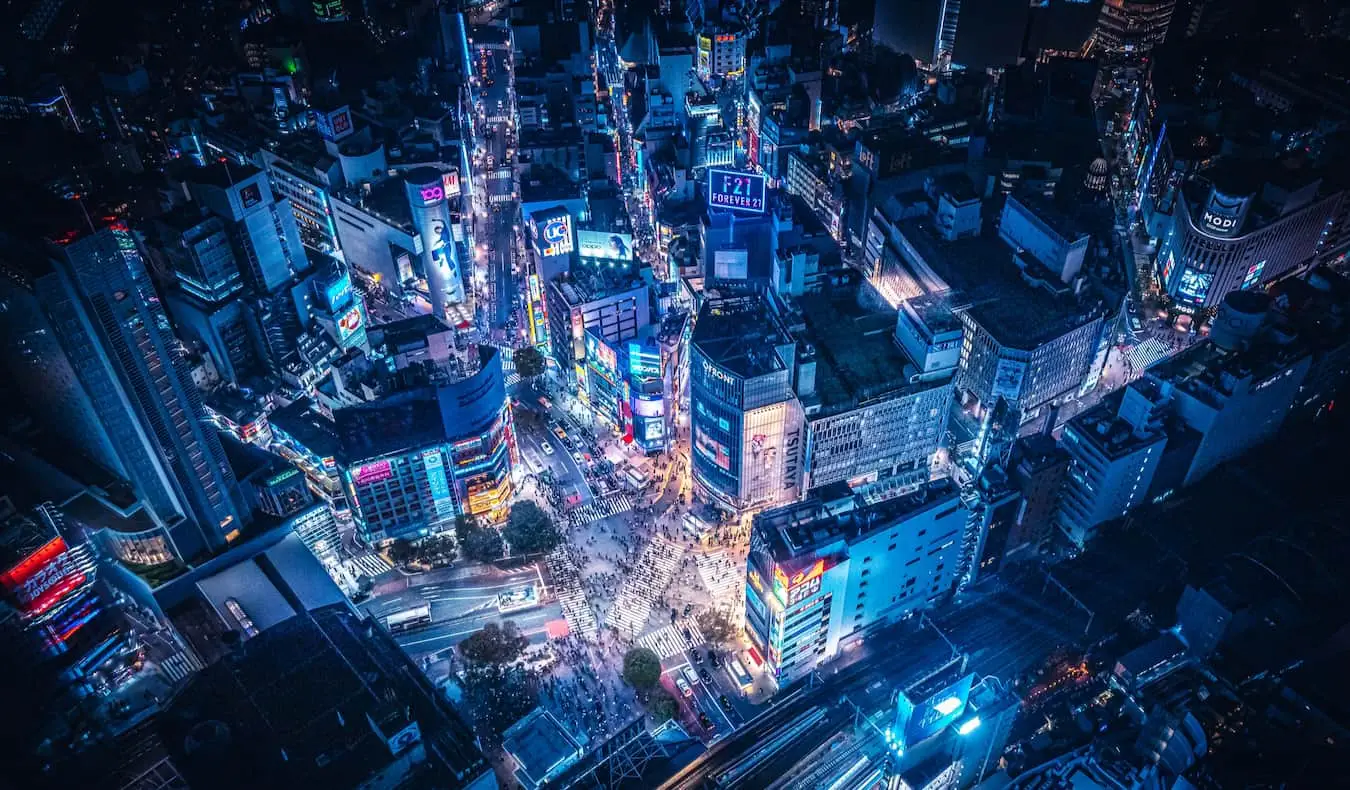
[159,605,485,789]
[796,292,941,416]
[268,398,342,461]
[897,220,1106,349]
[690,292,793,380]
[756,479,961,562]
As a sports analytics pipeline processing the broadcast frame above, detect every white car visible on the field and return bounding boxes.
[540,441,554,456]
[676,677,693,698]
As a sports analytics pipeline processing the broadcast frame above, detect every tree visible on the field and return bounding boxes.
[697,609,740,646]
[459,621,529,665]
[622,647,662,691]
[387,538,416,566]
[648,689,679,723]
[513,345,546,380]
[460,525,504,563]
[503,501,560,556]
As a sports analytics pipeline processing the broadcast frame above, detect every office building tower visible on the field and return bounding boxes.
[0,220,245,561]
[933,0,961,68]
[744,480,970,683]
[337,317,516,540]
[1057,381,1169,548]
[1093,0,1175,55]
[794,293,954,496]
[544,251,651,389]
[689,292,804,514]
[185,164,305,295]
[697,27,748,81]
[1157,168,1343,314]
[1003,432,1069,562]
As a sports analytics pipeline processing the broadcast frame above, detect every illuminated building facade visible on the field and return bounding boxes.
[697,29,747,81]
[1093,0,1175,55]
[1157,174,1343,314]
[544,249,650,391]
[0,224,246,561]
[688,293,803,514]
[0,504,178,701]
[744,481,971,683]
[404,168,467,324]
[337,337,515,540]
[311,264,369,351]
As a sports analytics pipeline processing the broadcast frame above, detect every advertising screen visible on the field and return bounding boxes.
[325,272,353,310]
[714,249,749,280]
[441,170,461,198]
[539,213,574,257]
[337,303,365,343]
[352,459,394,485]
[991,358,1027,401]
[708,168,767,214]
[586,334,619,380]
[633,395,664,418]
[694,428,731,471]
[905,673,975,743]
[240,183,263,210]
[628,343,661,381]
[576,231,634,261]
[1176,267,1214,305]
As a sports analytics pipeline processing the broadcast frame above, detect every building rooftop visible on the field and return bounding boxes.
[1146,333,1308,412]
[551,257,647,307]
[1065,386,1168,461]
[795,292,942,417]
[269,398,342,461]
[334,176,415,233]
[756,479,961,562]
[896,220,1106,349]
[502,708,583,787]
[158,604,484,789]
[691,292,793,380]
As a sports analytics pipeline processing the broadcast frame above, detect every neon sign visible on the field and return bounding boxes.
[0,537,87,617]
[352,459,394,485]
[418,185,447,204]
[540,214,574,257]
[708,168,766,214]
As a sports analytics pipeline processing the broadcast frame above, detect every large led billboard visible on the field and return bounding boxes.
[894,671,976,744]
[707,168,766,214]
[577,231,634,261]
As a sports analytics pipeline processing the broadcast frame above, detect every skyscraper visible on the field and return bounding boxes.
[0,219,245,561]
[1092,0,1175,55]
[933,0,961,68]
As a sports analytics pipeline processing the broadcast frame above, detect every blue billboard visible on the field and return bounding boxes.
[707,168,766,214]
[894,671,975,745]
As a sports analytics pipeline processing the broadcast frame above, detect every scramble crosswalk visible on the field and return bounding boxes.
[345,553,393,579]
[546,546,599,639]
[567,493,634,527]
[1127,337,1172,371]
[695,550,744,615]
[635,618,707,659]
[606,536,685,638]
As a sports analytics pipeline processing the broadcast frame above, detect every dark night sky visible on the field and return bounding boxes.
[875,0,1102,70]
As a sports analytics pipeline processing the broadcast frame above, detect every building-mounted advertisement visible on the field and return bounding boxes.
[538,213,574,258]
[991,358,1027,402]
[577,231,633,261]
[707,168,767,214]
[1176,267,1213,306]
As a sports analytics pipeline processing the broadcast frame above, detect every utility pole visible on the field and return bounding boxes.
[921,611,959,658]
[1042,571,1094,636]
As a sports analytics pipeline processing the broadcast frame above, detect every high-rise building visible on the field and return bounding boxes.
[689,292,804,514]
[0,220,245,561]
[1093,0,1176,55]
[545,252,651,390]
[1156,168,1343,315]
[1057,382,1170,548]
[337,317,516,539]
[933,0,961,68]
[744,480,971,683]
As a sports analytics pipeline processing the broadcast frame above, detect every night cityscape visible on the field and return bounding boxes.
[2,0,1349,787]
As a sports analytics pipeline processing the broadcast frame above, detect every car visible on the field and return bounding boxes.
[675,677,693,698]
[571,451,584,464]
[682,627,693,642]
[682,666,699,686]
[708,651,722,668]
[540,441,554,455]
[698,711,716,731]
[691,650,703,665]
[719,694,734,712]
[699,668,712,683]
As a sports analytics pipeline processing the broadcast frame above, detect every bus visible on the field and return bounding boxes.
[727,657,754,691]
[497,585,539,613]
[383,604,433,634]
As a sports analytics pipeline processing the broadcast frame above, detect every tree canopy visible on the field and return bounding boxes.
[697,609,740,645]
[622,647,662,690]
[459,621,529,665]
[460,524,504,563]
[503,501,561,556]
